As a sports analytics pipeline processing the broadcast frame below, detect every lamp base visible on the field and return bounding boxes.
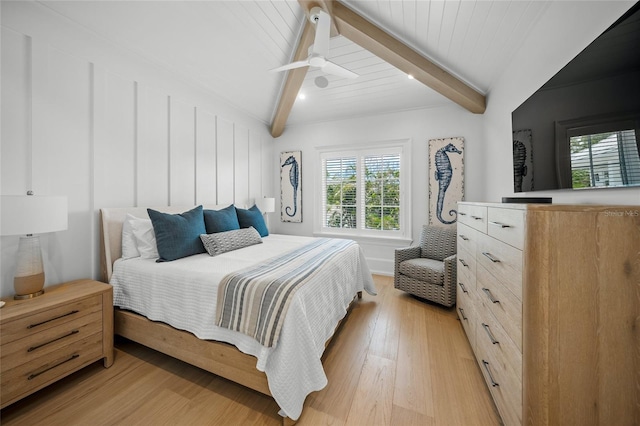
[13,236,46,300]
[14,289,45,300]
[14,272,46,299]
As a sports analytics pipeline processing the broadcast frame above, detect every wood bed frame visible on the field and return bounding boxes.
[99,206,361,425]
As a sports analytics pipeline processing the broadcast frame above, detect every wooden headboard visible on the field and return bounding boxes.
[99,205,228,282]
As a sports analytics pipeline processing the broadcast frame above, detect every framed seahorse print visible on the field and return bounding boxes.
[428,137,464,228]
[280,150,302,223]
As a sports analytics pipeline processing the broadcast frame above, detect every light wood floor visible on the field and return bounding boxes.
[0,275,500,425]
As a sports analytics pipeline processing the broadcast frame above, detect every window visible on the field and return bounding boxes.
[569,129,640,189]
[556,114,640,189]
[318,141,411,239]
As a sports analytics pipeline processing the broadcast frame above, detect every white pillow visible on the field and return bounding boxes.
[130,216,159,259]
[122,214,141,259]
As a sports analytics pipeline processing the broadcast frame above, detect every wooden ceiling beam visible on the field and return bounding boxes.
[271,0,486,138]
[270,19,315,138]
[330,1,486,114]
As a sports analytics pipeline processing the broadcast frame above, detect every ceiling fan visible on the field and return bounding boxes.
[271,7,358,79]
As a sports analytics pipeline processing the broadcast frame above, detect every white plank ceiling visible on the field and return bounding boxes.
[35,0,552,132]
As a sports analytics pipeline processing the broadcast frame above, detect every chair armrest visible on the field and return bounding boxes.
[444,254,457,287]
[395,246,421,264]
[395,246,421,276]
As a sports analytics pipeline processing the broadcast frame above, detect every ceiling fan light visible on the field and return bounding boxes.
[315,76,329,88]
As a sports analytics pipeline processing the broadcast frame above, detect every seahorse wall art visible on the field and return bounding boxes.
[280,151,302,222]
[428,137,464,227]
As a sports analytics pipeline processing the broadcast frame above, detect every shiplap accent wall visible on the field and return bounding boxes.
[0,2,273,298]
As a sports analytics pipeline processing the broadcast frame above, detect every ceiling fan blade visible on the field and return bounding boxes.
[321,61,358,79]
[311,9,330,58]
[270,60,310,73]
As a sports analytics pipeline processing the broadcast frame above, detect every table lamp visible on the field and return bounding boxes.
[255,197,275,229]
[1,193,68,299]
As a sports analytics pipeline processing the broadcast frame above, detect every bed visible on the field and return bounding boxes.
[99,205,376,424]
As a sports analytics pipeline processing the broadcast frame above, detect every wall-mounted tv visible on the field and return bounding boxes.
[511,1,640,192]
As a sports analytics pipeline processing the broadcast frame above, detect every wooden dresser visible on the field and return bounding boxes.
[0,279,113,408]
[456,202,639,426]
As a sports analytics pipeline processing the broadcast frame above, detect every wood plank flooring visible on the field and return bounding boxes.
[0,275,500,425]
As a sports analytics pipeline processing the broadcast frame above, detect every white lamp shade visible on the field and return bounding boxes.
[1,195,68,236]
[256,197,275,214]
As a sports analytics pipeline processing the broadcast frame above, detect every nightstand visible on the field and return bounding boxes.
[0,279,113,408]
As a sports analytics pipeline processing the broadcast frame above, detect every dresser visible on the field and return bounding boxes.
[0,279,113,408]
[456,202,639,426]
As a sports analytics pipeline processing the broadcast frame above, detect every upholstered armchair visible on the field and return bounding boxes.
[394,225,457,307]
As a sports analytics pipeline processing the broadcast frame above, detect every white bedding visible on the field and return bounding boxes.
[110,234,376,420]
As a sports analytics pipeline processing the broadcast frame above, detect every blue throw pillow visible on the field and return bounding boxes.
[236,205,269,237]
[147,206,206,262]
[203,204,240,234]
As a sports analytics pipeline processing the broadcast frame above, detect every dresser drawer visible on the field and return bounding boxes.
[487,207,525,250]
[1,332,103,405]
[457,262,477,304]
[477,265,522,352]
[458,204,487,233]
[0,295,102,345]
[1,311,102,372]
[476,332,523,426]
[457,245,476,282]
[457,223,479,255]
[476,233,523,301]
[457,293,477,351]
[476,305,522,381]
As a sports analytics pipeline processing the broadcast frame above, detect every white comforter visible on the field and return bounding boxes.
[110,234,376,420]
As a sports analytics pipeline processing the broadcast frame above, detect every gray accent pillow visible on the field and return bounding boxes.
[200,227,262,256]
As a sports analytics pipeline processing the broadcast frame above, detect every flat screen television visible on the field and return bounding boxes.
[511,1,640,192]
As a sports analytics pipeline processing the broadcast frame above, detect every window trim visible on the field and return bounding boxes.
[315,139,412,241]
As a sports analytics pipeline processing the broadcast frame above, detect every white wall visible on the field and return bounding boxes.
[272,106,484,275]
[483,0,640,205]
[0,2,274,298]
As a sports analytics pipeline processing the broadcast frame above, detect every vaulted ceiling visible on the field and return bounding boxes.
[36,0,551,137]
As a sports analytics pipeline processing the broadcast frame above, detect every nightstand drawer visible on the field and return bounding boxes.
[0,295,102,345]
[1,311,102,371]
[0,333,103,405]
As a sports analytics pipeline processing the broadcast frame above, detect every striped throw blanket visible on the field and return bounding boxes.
[216,238,356,347]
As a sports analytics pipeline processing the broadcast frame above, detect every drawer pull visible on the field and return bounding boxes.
[471,215,483,221]
[489,221,511,228]
[482,323,499,344]
[482,287,500,304]
[459,259,469,268]
[28,330,80,352]
[27,354,79,380]
[28,310,79,329]
[482,252,501,263]
[458,282,468,293]
[459,234,469,241]
[458,308,468,321]
[482,360,499,387]
[459,212,467,216]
